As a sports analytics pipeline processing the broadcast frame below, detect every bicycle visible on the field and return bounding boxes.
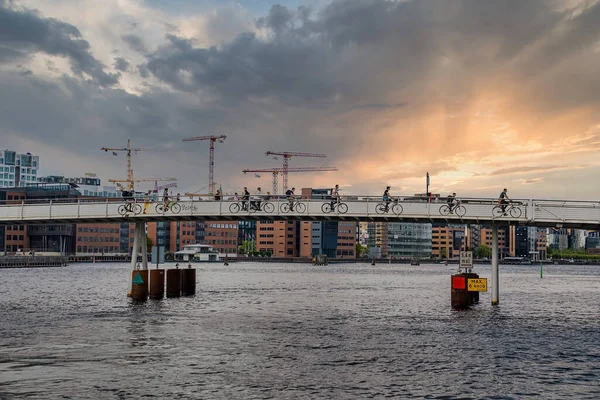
[375,198,403,215]
[155,200,181,214]
[229,200,275,213]
[492,201,522,218]
[280,198,306,213]
[118,200,142,216]
[439,202,466,217]
[321,201,348,214]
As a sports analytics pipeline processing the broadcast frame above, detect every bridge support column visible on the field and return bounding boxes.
[491,225,499,305]
[127,222,148,298]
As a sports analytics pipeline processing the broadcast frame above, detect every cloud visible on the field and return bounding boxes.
[122,33,147,54]
[113,56,130,72]
[0,1,119,86]
[520,177,544,185]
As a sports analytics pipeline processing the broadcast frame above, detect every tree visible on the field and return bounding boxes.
[356,243,369,257]
[238,240,256,255]
[475,245,492,259]
[146,235,153,251]
[439,247,447,260]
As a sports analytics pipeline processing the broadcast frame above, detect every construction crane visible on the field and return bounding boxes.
[182,135,227,196]
[154,181,177,193]
[243,166,338,194]
[101,139,176,191]
[265,151,326,192]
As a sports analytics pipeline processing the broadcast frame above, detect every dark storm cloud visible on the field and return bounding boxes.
[0,1,119,86]
[3,0,600,195]
[113,56,130,72]
[122,33,148,54]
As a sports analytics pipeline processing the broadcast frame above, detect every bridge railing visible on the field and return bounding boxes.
[2,195,600,226]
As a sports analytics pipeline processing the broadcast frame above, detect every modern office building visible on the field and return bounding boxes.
[38,174,121,197]
[387,223,432,258]
[0,150,39,188]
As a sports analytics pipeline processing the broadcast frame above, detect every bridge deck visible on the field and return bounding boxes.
[1,197,599,228]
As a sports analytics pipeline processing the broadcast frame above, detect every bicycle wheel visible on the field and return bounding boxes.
[280,203,291,213]
[295,202,306,213]
[510,207,522,218]
[263,202,275,213]
[492,206,504,217]
[321,203,332,213]
[170,203,181,214]
[439,205,450,216]
[132,203,142,215]
[337,203,348,214]
[392,203,403,215]
[375,203,387,214]
[455,205,466,217]
[229,203,241,213]
[155,203,165,213]
[118,205,127,216]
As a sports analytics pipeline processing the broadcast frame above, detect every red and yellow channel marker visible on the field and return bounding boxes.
[467,278,487,292]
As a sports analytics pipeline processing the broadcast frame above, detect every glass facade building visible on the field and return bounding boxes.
[387,223,432,258]
[0,150,39,188]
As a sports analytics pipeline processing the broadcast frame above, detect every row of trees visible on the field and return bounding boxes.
[547,247,600,260]
[238,240,272,257]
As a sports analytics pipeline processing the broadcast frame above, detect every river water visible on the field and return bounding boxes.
[0,262,599,399]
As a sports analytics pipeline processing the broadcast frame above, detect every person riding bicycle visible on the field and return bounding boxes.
[214,189,221,201]
[330,184,340,209]
[242,187,250,211]
[163,188,170,208]
[286,187,296,211]
[498,188,510,214]
[251,187,262,211]
[122,189,135,211]
[383,186,391,211]
[447,192,458,213]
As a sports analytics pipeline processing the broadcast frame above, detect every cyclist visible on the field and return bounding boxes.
[143,190,151,214]
[122,189,135,212]
[214,189,221,201]
[447,192,457,213]
[330,184,340,209]
[498,188,510,214]
[163,188,169,209]
[286,187,296,211]
[242,187,250,211]
[383,186,391,211]
[251,187,262,211]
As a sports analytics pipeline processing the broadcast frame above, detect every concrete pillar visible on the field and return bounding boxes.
[491,225,499,305]
[127,223,141,297]
[140,223,148,270]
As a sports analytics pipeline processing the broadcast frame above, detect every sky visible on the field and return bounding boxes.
[1,0,600,199]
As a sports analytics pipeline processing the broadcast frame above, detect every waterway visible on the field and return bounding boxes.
[1,262,599,399]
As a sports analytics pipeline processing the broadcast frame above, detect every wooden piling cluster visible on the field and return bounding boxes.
[131,266,196,301]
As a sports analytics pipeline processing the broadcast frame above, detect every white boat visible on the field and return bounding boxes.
[174,244,219,262]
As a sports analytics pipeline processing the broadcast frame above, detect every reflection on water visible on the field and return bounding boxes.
[1,262,599,399]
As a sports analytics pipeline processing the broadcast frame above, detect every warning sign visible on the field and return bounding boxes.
[133,272,145,285]
[467,278,487,292]
[460,251,473,268]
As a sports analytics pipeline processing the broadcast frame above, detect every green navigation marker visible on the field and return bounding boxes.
[133,272,144,285]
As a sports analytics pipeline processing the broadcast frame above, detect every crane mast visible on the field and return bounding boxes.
[265,151,326,192]
[183,135,227,196]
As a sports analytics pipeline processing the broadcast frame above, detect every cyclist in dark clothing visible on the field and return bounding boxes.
[447,192,457,213]
[498,188,509,214]
[383,186,391,211]
[286,187,295,211]
[242,187,250,211]
[122,189,135,212]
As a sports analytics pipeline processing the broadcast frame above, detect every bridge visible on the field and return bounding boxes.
[0,196,599,229]
[2,195,599,306]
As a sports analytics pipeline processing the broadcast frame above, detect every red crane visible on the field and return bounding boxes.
[243,166,338,194]
[265,151,326,192]
[183,135,227,196]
